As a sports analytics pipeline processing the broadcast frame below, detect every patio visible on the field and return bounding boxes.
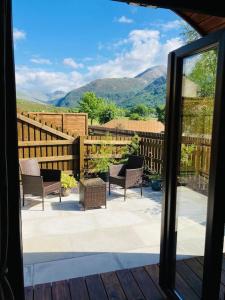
[22,184,210,287]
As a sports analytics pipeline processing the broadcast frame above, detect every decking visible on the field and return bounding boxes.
[25,255,225,300]
[25,263,166,300]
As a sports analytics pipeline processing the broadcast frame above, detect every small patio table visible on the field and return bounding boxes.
[79,178,107,210]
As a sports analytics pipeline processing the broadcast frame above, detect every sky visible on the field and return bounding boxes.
[13,0,185,94]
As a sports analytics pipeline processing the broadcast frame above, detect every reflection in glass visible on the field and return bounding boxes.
[175,49,217,298]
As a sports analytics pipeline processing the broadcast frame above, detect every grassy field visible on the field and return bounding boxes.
[17,99,75,113]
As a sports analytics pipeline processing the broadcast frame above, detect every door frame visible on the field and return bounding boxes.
[159,28,225,300]
[0,0,25,299]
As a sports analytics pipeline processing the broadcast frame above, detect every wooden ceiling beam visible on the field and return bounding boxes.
[113,0,225,18]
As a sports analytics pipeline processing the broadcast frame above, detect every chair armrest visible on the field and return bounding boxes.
[21,174,43,195]
[125,167,143,188]
[41,169,61,182]
[109,164,125,176]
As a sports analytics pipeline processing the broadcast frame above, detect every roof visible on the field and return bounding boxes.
[114,1,225,35]
[102,119,164,133]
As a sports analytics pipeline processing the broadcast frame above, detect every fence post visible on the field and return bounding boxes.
[79,136,85,179]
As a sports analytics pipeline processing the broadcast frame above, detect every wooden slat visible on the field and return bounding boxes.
[101,272,126,300]
[17,113,74,140]
[69,277,89,300]
[34,283,52,300]
[52,280,71,300]
[20,155,78,163]
[25,286,33,300]
[145,265,167,298]
[84,139,131,145]
[132,267,164,300]
[86,274,108,300]
[18,140,74,147]
[175,272,200,300]
[176,260,202,297]
[116,269,144,300]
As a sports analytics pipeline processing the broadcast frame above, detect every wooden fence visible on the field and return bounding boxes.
[17,113,212,183]
[79,135,132,177]
[17,114,79,175]
[23,112,88,136]
[89,125,164,138]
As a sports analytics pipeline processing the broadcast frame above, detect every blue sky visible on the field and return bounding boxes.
[13,0,185,93]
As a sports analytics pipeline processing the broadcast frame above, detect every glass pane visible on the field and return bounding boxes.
[175,49,218,298]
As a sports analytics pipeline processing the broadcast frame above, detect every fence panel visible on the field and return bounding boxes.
[17,114,79,174]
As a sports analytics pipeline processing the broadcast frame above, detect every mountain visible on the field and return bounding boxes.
[57,65,167,108]
[16,89,66,104]
[123,76,167,108]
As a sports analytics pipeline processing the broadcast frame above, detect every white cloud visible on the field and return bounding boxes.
[63,58,83,69]
[116,16,134,24]
[30,58,52,65]
[16,29,183,93]
[13,28,26,41]
[16,66,84,93]
[87,29,183,80]
[161,20,181,31]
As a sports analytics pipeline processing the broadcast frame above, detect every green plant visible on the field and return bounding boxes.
[61,172,77,189]
[127,134,140,156]
[149,173,161,181]
[180,144,196,168]
[91,137,115,173]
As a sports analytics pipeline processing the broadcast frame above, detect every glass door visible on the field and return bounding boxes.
[175,49,217,299]
[160,30,225,300]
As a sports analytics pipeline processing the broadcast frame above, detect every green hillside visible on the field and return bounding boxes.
[17,98,74,113]
[57,65,167,109]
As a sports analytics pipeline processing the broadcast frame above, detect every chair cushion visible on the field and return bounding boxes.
[20,159,40,176]
[118,155,144,176]
[127,155,144,169]
[109,175,125,187]
[43,181,61,195]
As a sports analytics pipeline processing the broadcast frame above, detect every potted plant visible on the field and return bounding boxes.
[150,173,162,191]
[61,172,77,196]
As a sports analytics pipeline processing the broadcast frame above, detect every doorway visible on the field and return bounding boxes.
[160,29,225,299]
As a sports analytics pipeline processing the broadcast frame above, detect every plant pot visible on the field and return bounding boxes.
[98,172,109,182]
[61,187,71,196]
[151,179,162,191]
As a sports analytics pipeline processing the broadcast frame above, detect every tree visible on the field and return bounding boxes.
[188,49,217,98]
[78,92,105,125]
[129,104,152,119]
[98,102,124,124]
[180,23,200,44]
[129,113,143,120]
[155,105,165,124]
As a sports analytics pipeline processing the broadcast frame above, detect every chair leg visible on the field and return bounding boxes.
[59,189,62,202]
[22,193,25,206]
[124,188,126,201]
[109,182,111,195]
[141,183,143,197]
[42,195,44,211]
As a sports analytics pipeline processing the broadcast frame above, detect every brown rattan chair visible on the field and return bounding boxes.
[109,155,144,201]
[19,159,61,210]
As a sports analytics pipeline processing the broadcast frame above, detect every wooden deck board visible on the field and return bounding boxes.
[131,267,165,300]
[69,277,89,300]
[85,274,108,300]
[25,256,225,300]
[33,283,52,300]
[116,269,145,300]
[101,271,127,300]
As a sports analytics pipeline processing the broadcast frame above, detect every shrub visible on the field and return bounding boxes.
[61,172,77,189]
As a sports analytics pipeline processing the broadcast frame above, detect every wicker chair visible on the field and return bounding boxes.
[19,159,61,210]
[109,155,144,201]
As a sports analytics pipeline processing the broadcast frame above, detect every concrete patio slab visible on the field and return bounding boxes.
[22,185,222,287]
